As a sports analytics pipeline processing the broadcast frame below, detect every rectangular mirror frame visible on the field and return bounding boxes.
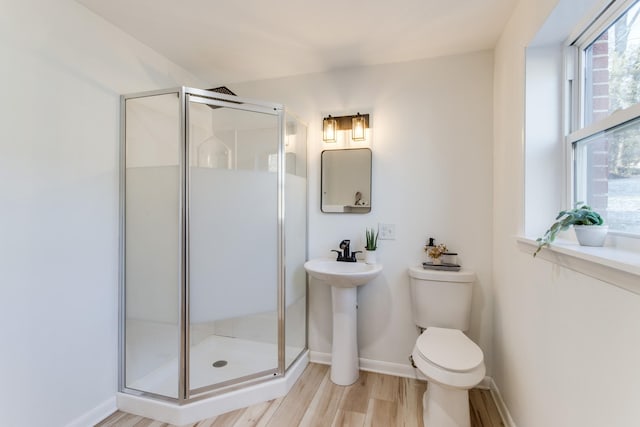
[321,148,372,213]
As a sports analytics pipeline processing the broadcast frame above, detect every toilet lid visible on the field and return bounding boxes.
[415,327,483,372]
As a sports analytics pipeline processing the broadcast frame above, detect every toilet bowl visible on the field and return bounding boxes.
[408,267,485,427]
[412,327,485,427]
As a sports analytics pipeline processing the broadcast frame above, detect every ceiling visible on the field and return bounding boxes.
[77,0,517,85]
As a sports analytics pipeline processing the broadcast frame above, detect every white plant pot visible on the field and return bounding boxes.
[574,225,608,247]
[365,250,377,265]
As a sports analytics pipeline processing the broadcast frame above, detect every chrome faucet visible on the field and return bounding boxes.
[331,239,361,262]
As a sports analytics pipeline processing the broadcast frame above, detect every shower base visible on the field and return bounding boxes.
[118,347,309,425]
[129,334,300,396]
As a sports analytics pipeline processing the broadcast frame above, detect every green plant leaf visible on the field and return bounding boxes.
[533,203,604,257]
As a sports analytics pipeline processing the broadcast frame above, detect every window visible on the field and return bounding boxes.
[570,0,640,235]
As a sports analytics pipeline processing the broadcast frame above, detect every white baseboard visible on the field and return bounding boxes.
[488,377,517,427]
[477,376,492,390]
[309,350,332,366]
[310,351,516,427]
[310,350,421,379]
[65,396,117,427]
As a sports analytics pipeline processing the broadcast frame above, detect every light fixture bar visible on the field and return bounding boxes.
[322,113,370,142]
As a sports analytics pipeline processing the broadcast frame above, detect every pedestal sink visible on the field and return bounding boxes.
[304,258,383,385]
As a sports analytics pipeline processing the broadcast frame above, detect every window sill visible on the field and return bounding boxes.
[517,236,640,295]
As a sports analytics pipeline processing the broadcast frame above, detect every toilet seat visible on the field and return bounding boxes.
[412,327,485,389]
[415,327,483,372]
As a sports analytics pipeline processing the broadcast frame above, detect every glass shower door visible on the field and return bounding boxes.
[187,96,281,394]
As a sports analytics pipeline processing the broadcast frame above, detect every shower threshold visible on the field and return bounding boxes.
[118,348,309,425]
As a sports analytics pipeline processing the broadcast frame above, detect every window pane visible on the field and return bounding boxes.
[574,116,640,234]
[584,1,640,125]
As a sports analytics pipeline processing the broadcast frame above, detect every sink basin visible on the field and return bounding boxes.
[304,258,383,385]
[304,258,383,288]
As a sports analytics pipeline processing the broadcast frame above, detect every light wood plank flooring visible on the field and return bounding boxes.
[97,363,504,427]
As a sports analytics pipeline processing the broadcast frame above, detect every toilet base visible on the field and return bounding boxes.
[423,382,471,427]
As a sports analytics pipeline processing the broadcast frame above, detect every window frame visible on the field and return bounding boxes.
[519,0,640,285]
[566,0,640,239]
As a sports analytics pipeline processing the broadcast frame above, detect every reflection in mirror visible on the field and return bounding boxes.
[321,148,372,213]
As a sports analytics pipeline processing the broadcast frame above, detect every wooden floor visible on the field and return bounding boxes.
[97,363,504,427]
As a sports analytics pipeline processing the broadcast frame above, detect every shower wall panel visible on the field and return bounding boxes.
[125,166,180,324]
[124,93,181,398]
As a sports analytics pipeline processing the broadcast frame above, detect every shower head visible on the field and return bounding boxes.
[205,86,241,109]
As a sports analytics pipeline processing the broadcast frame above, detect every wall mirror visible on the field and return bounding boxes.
[321,148,372,213]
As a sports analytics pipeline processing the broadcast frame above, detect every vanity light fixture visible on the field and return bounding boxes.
[323,115,337,142]
[352,113,366,141]
[322,113,370,142]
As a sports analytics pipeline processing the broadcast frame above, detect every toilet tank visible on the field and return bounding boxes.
[407,267,476,331]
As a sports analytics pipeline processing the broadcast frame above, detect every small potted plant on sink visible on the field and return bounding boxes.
[534,203,607,257]
[365,227,378,264]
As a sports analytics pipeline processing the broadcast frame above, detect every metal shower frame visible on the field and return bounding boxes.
[118,86,307,403]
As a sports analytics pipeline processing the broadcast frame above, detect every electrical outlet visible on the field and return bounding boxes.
[378,223,396,240]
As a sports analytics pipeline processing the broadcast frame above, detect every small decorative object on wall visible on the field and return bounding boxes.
[365,227,378,264]
[534,202,607,257]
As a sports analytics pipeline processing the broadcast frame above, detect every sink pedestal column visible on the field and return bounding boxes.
[330,286,359,385]
[303,259,382,386]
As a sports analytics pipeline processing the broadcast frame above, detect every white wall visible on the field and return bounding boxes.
[493,0,640,425]
[233,52,495,372]
[0,1,203,425]
[524,45,565,236]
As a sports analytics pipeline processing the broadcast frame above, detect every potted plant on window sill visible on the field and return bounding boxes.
[534,203,607,257]
[365,228,378,264]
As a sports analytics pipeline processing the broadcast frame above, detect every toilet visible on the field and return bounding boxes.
[408,266,485,427]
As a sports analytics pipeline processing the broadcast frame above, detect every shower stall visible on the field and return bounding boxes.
[119,87,308,407]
